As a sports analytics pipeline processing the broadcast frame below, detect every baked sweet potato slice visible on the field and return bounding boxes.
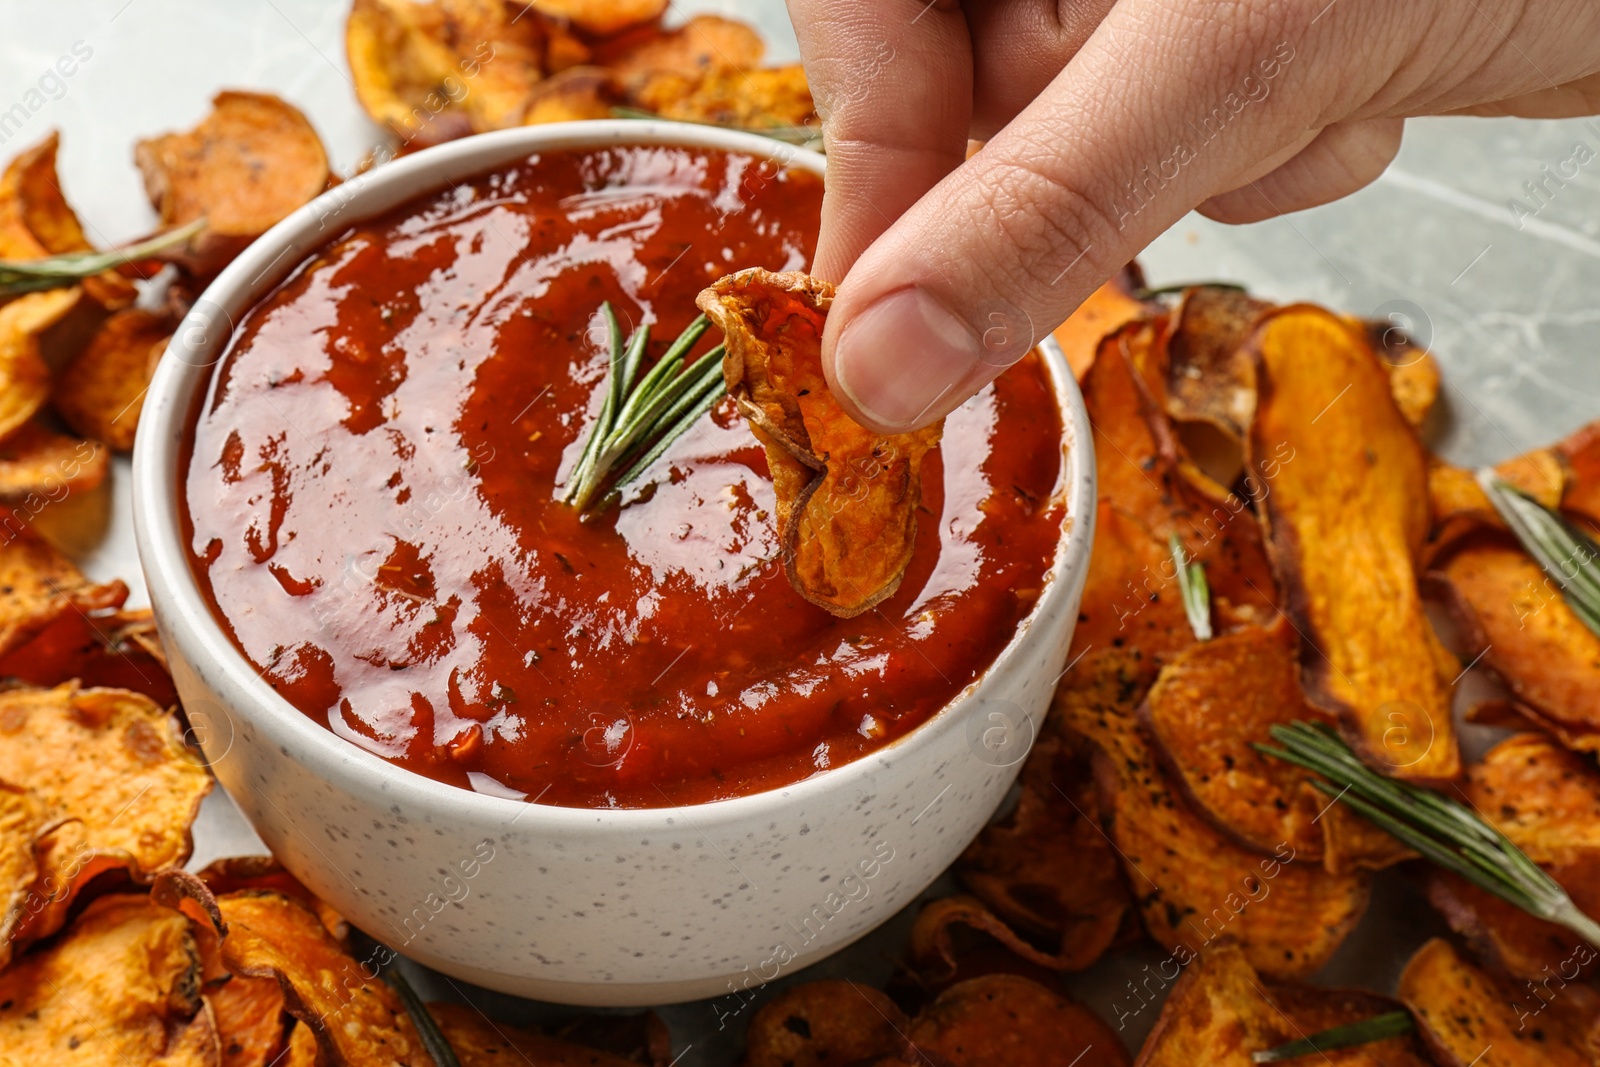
[0,288,80,443]
[0,606,177,708]
[633,63,817,130]
[135,91,329,275]
[599,14,765,85]
[527,0,667,36]
[0,419,106,500]
[699,269,943,616]
[427,1002,646,1067]
[740,979,910,1067]
[1137,941,1432,1066]
[1055,650,1369,979]
[209,974,291,1067]
[218,889,423,1065]
[1246,305,1458,781]
[54,306,175,452]
[521,66,619,124]
[908,974,1132,1067]
[0,893,215,1064]
[0,685,210,955]
[1432,532,1600,752]
[1401,937,1600,1067]
[908,894,1115,984]
[1461,731,1600,865]
[956,720,1130,970]
[1555,419,1600,530]
[1140,622,1414,873]
[0,783,53,969]
[1051,267,1152,381]
[0,507,128,655]
[1425,869,1600,985]
[1161,285,1270,442]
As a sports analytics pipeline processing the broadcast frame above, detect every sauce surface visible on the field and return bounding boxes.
[184,145,1066,808]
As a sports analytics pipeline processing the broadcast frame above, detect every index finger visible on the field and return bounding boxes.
[784,0,974,281]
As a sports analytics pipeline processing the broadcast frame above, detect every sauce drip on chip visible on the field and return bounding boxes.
[183,145,1066,809]
[699,269,944,617]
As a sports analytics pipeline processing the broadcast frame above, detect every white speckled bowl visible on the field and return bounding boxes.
[132,121,1096,1006]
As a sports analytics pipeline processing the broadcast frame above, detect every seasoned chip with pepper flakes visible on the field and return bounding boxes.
[218,890,425,1066]
[1401,938,1600,1067]
[1246,305,1459,782]
[0,893,217,1064]
[0,685,210,956]
[699,269,943,617]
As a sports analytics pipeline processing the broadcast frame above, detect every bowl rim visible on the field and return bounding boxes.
[132,118,1097,834]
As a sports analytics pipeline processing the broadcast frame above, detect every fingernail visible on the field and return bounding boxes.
[832,287,982,432]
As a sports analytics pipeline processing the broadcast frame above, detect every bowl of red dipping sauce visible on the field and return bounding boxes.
[133,121,1096,1005]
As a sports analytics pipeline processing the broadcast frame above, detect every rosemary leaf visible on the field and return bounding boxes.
[1256,721,1600,948]
[382,968,462,1067]
[1252,1011,1415,1063]
[1477,471,1600,636]
[0,218,205,296]
[1168,534,1213,641]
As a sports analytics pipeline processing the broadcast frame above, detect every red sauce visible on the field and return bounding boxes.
[183,145,1065,808]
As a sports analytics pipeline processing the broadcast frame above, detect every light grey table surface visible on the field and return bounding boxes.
[4,2,1597,1062]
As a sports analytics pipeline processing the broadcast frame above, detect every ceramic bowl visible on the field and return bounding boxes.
[132,120,1097,1006]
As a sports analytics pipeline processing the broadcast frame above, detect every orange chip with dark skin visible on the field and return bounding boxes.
[1554,419,1600,531]
[1051,265,1152,382]
[907,974,1132,1067]
[1461,731,1600,866]
[1246,305,1459,782]
[429,1002,657,1067]
[955,720,1131,971]
[1137,941,1434,1067]
[520,67,619,125]
[135,90,329,277]
[0,684,210,956]
[0,287,80,444]
[198,855,348,943]
[1160,285,1270,443]
[209,974,293,1067]
[0,893,217,1064]
[0,606,178,709]
[908,894,1116,982]
[1431,531,1600,753]
[739,979,911,1067]
[0,782,55,969]
[633,63,817,131]
[598,14,765,86]
[699,270,943,617]
[0,506,128,656]
[1056,649,1369,980]
[1140,621,1415,874]
[1425,869,1600,986]
[1401,937,1600,1067]
[0,420,107,501]
[54,306,175,452]
[526,0,668,36]
[218,889,426,1066]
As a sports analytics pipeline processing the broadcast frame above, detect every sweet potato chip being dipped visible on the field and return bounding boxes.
[1401,937,1600,1067]
[0,893,217,1064]
[1246,305,1459,782]
[218,890,424,1066]
[908,974,1132,1067]
[55,306,175,452]
[136,90,329,276]
[1055,650,1369,979]
[0,132,137,309]
[699,269,943,617]
[0,288,80,443]
[1137,941,1433,1067]
[0,685,210,955]
[0,420,106,500]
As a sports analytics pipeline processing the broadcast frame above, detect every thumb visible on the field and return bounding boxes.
[822,5,1344,434]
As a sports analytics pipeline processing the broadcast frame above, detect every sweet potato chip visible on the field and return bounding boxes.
[0,508,128,655]
[1432,533,1600,751]
[1357,316,1443,432]
[633,64,817,130]
[1053,267,1152,381]
[1426,869,1600,985]
[0,420,107,501]
[0,606,177,707]
[1246,305,1458,781]
[135,91,329,275]
[0,684,209,953]
[1161,286,1270,442]
[54,306,174,452]
[699,269,943,617]
[956,720,1130,970]
[1055,650,1368,979]
[199,855,346,942]
[602,15,765,85]
[0,287,80,443]
[0,782,52,969]
[1138,941,1433,1067]
[1555,419,1600,530]
[527,0,667,36]
[429,1002,651,1067]
[218,890,424,1066]
[1402,937,1600,1067]
[1,132,137,309]
[740,979,910,1067]
[908,974,1131,1067]
[1461,731,1600,865]
[347,0,547,144]
[0,893,214,1064]
[1072,501,1197,658]
[209,974,290,1067]
[521,67,619,124]
[908,895,1111,983]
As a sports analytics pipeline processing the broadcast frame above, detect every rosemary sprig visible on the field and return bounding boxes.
[1252,1011,1415,1063]
[0,218,205,296]
[1169,534,1213,641]
[1257,721,1600,948]
[1477,470,1600,636]
[383,968,462,1067]
[562,303,726,513]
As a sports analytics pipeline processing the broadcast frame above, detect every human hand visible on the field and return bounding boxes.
[787,0,1600,432]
